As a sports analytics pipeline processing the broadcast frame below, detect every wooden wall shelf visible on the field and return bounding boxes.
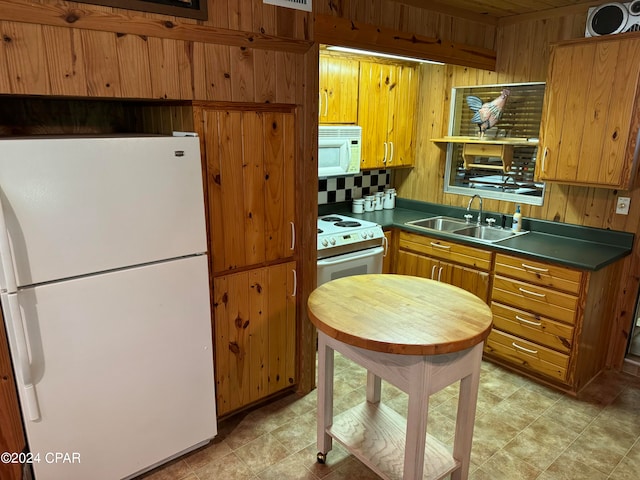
[431,136,539,173]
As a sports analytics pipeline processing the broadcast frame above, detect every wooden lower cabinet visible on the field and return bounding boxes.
[0,312,26,480]
[212,262,297,417]
[484,253,621,394]
[396,231,492,303]
[391,230,622,394]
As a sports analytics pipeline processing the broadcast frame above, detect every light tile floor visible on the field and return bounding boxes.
[140,355,640,480]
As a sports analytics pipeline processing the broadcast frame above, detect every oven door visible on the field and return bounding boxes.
[317,246,384,287]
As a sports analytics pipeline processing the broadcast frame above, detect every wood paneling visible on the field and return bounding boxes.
[391,0,600,20]
[0,0,311,53]
[2,21,50,95]
[316,0,497,50]
[315,14,497,70]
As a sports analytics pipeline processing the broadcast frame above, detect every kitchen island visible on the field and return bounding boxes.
[308,274,493,480]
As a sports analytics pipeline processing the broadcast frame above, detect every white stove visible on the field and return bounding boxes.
[317,214,384,260]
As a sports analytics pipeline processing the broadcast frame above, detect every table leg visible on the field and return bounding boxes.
[317,332,334,458]
[403,361,431,480]
[366,371,381,404]
[451,343,483,480]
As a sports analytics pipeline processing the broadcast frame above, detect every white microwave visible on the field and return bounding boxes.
[318,125,362,178]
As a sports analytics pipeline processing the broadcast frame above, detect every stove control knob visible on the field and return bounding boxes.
[368,231,374,238]
[330,237,337,245]
[361,232,367,239]
[321,239,329,247]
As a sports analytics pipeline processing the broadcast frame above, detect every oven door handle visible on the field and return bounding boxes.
[317,246,385,266]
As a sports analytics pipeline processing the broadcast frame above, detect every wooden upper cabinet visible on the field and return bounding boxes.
[319,56,359,124]
[537,34,640,189]
[358,61,417,169]
[388,64,417,168]
[201,108,295,274]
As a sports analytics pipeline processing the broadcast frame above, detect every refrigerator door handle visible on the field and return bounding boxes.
[0,194,40,420]
[0,192,17,292]
[6,293,41,421]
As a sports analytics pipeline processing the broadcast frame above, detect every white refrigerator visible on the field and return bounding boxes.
[0,135,217,479]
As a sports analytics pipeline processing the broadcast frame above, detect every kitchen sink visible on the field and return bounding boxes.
[405,216,469,232]
[405,216,528,244]
[452,225,527,243]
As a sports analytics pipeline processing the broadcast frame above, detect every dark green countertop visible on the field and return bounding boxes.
[320,199,634,271]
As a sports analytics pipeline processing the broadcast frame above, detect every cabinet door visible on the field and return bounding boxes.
[212,262,297,416]
[442,261,491,303]
[396,249,439,278]
[396,250,489,302]
[204,109,295,273]
[319,56,359,124]
[538,36,640,188]
[358,61,392,169]
[387,64,417,167]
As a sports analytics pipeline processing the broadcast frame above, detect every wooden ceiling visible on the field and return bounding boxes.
[393,0,603,21]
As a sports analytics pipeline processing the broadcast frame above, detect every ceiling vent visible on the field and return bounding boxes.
[585,1,640,37]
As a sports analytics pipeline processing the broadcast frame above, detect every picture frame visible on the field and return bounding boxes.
[79,0,208,21]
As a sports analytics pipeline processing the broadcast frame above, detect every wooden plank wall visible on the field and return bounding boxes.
[394,10,640,368]
[315,0,497,50]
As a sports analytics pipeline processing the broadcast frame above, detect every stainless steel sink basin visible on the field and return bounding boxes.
[451,225,528,243]
[406,216,529,244]
[405,216,469,232]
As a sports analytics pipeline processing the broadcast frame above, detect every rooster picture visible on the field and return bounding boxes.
[466,89,511,137]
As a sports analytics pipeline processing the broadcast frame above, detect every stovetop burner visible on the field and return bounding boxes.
[335,221,361,228]
[317,214,384,259]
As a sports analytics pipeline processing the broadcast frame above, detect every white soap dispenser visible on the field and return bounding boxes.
[512,204,522,232]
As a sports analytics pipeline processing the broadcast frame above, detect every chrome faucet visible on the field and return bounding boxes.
[466,194,483,226]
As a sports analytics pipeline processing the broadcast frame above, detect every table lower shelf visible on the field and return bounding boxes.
[326,402,459,480]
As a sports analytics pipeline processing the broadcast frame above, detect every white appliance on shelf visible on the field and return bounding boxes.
[318,125,362,178]
[317,214,385,286]
[0,134,217,480]
[585,1,640,37]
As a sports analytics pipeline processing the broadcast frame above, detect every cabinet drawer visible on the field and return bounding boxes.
[485,329,568,382]
[491,302,574,353]
[399,231,493,271]
[492,275,578,324]
[495,254,582,294]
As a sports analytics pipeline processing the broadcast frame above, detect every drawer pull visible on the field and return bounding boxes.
[431,265,437,280]
[519,287,546,298]
[521,263,549,273]
[512,342,538,355]
[430,242,451,250]
[515,315,542,327]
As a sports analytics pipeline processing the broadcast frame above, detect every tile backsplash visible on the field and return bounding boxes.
[318,170,390,205]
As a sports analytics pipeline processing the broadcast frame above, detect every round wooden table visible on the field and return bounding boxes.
[308,274,493,480]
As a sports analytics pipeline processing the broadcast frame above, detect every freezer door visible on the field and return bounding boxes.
[4,255,216,480]
[0,135,206,288]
